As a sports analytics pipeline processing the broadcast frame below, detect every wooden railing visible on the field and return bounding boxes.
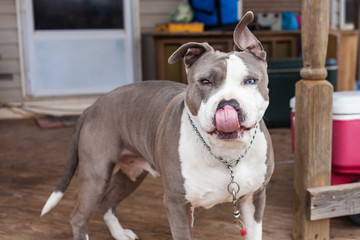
[293,0,360,239]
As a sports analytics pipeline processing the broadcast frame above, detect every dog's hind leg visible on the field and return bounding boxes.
[69,169,112,239]
[69,147,117,240]
[99,169,148,240]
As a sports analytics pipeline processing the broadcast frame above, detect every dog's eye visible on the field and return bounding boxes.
[245,79,257,85]
[199,79,213,85]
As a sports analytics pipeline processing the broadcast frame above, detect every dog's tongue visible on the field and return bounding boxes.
[215,105,240,132]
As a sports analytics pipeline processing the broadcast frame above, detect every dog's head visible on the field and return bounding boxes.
[169,11,269,143]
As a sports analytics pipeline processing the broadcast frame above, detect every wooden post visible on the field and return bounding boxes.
[293,0,333,240]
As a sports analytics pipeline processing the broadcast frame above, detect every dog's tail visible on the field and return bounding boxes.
[41,110,88,216]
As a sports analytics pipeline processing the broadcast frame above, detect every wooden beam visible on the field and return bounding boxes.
[293,80,333,240]
[307,182,360,221]
[293,0,332,239]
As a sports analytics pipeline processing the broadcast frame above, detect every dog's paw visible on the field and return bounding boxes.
[122,229,139,240]
[104,210,139,240]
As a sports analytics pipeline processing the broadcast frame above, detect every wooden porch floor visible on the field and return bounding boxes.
[0,119,359,239]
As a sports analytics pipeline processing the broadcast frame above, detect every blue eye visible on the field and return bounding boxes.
[245,79,256,85]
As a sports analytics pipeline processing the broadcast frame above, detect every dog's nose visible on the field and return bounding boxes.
[216,100,245,121]
[215,99,246,131]
[216,99,241,112]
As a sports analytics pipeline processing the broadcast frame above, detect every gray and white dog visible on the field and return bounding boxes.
[41,11,274,240]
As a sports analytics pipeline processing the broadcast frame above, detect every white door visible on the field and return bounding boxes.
[21,0,136,97]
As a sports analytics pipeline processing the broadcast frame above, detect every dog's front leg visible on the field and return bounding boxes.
[163,193,193,240]
[239,188,266,240]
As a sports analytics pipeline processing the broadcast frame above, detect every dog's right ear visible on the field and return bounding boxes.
[234,11,266,60]
[168,42,214,68]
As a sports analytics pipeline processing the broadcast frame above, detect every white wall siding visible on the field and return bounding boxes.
[139,0,182,32]
[0,0,22,102]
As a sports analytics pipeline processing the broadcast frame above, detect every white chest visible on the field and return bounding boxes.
[178,111,268,209]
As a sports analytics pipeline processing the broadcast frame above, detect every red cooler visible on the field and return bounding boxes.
[290,91,360,185]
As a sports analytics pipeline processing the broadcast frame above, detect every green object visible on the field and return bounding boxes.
[169,3,194,23]
[265,58,338,127]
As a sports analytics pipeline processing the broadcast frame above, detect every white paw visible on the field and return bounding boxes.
[123,229,138,240]
[104,210,139,240]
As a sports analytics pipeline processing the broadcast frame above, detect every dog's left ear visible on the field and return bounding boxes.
[168,42,214,68]
[233,11,266,61]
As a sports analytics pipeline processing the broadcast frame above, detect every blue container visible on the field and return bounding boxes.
[190,0,238,27]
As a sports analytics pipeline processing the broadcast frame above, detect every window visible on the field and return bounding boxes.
[33,0,124,30]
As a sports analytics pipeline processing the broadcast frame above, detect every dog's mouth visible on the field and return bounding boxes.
[210,125,256,140]
[210,105,256,140]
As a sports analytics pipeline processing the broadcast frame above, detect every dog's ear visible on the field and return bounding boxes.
[233,11,266,61]
[168,42,214,68]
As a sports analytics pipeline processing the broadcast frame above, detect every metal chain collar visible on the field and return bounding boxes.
[188,114,258,238]
[187,114,258,171]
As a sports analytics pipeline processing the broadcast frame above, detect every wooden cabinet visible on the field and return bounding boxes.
[154,31,301,83]
[154,30,358,90]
